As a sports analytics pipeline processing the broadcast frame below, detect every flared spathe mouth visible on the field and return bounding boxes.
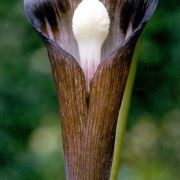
[24,0,158,90]
[24,0,158,60]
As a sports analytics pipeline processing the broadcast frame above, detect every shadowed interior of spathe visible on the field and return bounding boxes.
[24,0,158,63]
[24,0,80,61]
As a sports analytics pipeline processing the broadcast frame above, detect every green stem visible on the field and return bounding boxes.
[110,42,140,180]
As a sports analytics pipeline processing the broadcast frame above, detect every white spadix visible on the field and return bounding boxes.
[72,0,110,89]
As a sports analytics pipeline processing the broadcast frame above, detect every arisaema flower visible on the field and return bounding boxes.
[24,0,158,179]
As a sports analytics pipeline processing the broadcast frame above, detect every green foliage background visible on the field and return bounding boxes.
[0,0,179,179]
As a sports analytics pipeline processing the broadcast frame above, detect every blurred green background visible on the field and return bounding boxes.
[0,0,179,179]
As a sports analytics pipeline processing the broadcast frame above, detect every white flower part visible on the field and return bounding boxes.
[72,0,110,89]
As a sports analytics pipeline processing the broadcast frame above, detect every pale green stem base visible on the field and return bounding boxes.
[110,42,140,180]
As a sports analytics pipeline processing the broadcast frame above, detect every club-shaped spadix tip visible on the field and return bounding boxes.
[72,0,110,89]
[72,0,110,43]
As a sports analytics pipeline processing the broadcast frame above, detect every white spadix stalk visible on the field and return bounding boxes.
[72,0,110,89]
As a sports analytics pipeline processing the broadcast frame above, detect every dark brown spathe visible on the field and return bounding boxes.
[24,0,158,179]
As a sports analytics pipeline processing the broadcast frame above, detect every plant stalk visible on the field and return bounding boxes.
[110,41,140,180]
